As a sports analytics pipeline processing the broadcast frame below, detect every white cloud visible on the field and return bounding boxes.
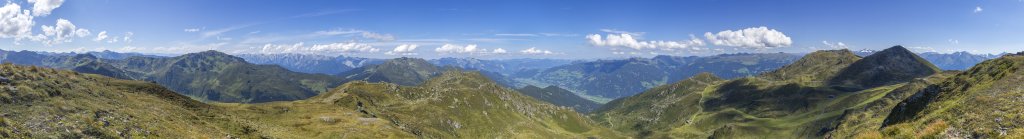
[93,31,107,42]
[360,31,395,41]
[948,39,959,45]
[314,29,394,41]
[311,42,380,53]
[974,6,983,13]
[435,44,481,54]
[519,47,554,55]
[0,3,35,39]
[492,48,508,54]
[259,42,379,55]
[704,26,792,49]
[122,32,133,43]
[600,29,644,36]
[184,28,201,32]
[40,18,90,45]
[586,33,705,50]
[27,0,63,16]
[822,41,848,49]
[385,44,418,55]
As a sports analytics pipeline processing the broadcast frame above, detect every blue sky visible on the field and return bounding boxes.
[1,0,1023,59]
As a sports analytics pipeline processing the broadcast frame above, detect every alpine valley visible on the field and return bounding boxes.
[2,45,1022,138]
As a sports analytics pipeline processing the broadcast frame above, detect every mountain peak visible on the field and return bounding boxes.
[337,57,441,86]
[177,50,246,63]
[829,45,940,90]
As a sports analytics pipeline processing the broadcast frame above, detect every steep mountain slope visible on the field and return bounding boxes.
[238,53,383,74]
[112,50,344,103]
[829,46,941,90]
[1,50,344,103]
[591,73,723,137]
[0,64,414,138]
[516,85,601,113]
[338,57,521,88]
[0,64,243,138]
[311,70,623,138]
[590,46,949,138]
[879,52,1024,138]
[759,49,862,83]
[856,49,998,71]
[527,53,798,100]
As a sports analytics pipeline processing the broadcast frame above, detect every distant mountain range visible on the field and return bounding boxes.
[429,57,574,76]
[0,50,343,103]
[4,47,1024,138]
[237,53,383,74]
[855,49,1002,70]
[518,53,801,101]
[592,46,955,138]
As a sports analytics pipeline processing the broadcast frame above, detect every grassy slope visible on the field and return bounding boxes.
[590,48,955,138]
[878,54,1024,138]
[517,85,602,113]
[315,70,623,138]
[0,64,245,138]
[0,64,415,138]
[112,51,343,103]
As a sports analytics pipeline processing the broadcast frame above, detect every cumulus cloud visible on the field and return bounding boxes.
[40,18,91,45]
[435,44,481,54]
[27,0,63,16]
[704,26,792,49]
[311,42,379,53]
[0,3,35,39]
[360,31,395,41]
[122,32,133,43]
[260,42,380,55]
[974,6,983,13]
[586,33,705,50]
[385,44,418,55]
[93,31,108,42]
[822,41,847,49]
[519,47,554,55]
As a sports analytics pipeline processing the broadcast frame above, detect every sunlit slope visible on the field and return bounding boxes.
[879,53,1024,138]
[592,46,948,138]
[314,70,624,138]
[0,64,245,138]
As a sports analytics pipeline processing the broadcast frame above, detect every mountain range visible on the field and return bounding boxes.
[857,49,1002,70]
[0,50,343,103]
[237,53,383,75]
[518,53,800,101]
[4,46,1024,138]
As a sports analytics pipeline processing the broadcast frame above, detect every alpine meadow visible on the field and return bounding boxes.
[2,0,1024,138]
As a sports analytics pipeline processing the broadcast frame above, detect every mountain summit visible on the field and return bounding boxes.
[829,45,941,90]
[336,57,442,86]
